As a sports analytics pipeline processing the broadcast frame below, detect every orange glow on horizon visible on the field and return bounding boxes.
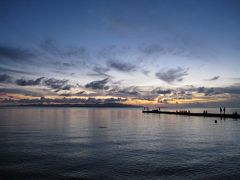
[0,92,235,106]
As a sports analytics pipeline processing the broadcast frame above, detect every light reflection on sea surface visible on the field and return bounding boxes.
[0,107,240,179]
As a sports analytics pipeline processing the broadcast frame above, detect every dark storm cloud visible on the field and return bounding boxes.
[156,67,188,83]
[206,76,220,81]
[0,74,12,83]
[15,77,44,86]
[85,78,109,89]
[0,45,35,61]
[108,61,136,72]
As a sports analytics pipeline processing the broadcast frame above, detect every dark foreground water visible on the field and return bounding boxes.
[0,107,240,179]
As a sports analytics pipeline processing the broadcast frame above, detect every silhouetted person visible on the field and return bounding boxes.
[220,107,222,114]
[223,107,226,114]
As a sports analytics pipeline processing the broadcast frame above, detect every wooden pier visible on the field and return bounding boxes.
[142,110,240,119]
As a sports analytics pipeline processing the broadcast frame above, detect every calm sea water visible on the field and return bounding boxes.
[0,107,240,179]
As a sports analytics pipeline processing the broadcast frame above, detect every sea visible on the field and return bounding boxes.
[0,107,240,179]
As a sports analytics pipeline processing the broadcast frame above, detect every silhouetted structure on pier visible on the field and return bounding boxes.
[142,108,240,119]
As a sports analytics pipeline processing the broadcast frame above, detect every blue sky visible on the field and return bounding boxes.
[0,0,240,106]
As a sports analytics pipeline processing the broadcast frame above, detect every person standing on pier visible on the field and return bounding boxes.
[223,107,226,115]
[220,107,222,114]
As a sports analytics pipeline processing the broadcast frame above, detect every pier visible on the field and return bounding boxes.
[142,109,240,119]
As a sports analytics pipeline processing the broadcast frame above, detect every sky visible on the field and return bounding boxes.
[0,0,240,107]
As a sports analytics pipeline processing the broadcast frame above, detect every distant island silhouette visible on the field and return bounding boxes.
[0,103,141,108]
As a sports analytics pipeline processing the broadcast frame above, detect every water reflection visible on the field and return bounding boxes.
[0,107,240,179]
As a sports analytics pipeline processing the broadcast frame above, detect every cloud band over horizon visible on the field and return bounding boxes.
[0,0,240,107]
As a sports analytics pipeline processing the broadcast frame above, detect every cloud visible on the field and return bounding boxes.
[118,87,139,96]
[156,67,188,83]
[139,44,168,55]
[40,38,88,59]
[108,86,140,97]
[0,45,35,61]
[0,66,35,75]
[64,47,88,58]
[195,85,240,96]
[54,62,77,71]
[85,78,109,89]
[108,60,136,72]
[88,67,110,77]
[15,77,73,91]
[2,82,240,106]
[15,77,44,86]
[142,70,150,75]
[1,96,127,105]
[104,14,138,31]
[40,38,59,54]
[97,45,117,59]
[197,87,205,93]
[139,44,188,58]
[59,91,85,97]
[224,87,240,94]
[43,78,72,90]
[206,76,220,81]
[0,88,45,97]
[62,62,75,67]
[0,74,12,83]
[204,88,219,96]
[152,88,172,94]
[195,86,219,96]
